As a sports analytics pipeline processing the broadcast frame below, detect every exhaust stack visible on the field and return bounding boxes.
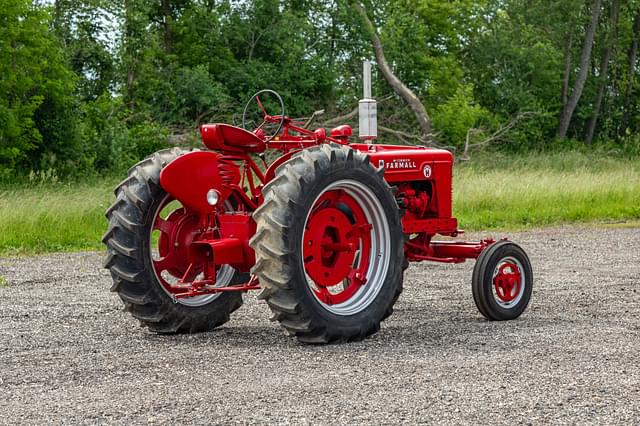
[359,60,377,142]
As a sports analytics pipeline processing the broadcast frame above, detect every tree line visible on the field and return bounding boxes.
[1,0,639,179]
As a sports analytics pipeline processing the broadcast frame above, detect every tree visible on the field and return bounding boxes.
[52,0,116,100]
[557,0,602,139]
[619,11,640,135]
[352,1,432,139]
[5,0,640,180]
[0,0,81,177]
[468,1,574,147]
[585,0,620,144]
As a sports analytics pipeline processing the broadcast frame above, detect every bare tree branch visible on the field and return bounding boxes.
[318,95,394,127]
[320,106,359,127]
[461,112,540,160]
[378,126,453,150]
[352,1,433,140]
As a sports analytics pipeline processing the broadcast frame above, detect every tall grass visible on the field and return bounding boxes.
[0,179,117,255]
[0,151,638,255]
[455,151,640,229]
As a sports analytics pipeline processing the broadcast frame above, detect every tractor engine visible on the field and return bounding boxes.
[397,186,431,219]
[350,143,457,237]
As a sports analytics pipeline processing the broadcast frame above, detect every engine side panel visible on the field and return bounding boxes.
[351,143,454,220]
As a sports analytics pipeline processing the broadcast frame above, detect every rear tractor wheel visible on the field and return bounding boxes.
[103,148,246,333]
[250,144,405,344]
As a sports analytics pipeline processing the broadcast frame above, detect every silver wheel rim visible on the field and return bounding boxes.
[302,179,391,316]
[491,256,525,309]
[150,195,236,307]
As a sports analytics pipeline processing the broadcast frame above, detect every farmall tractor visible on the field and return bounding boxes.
[103,80,533,344]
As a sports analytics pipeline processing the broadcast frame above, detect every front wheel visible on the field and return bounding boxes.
[472,240,533,320]
[250,144,405,344]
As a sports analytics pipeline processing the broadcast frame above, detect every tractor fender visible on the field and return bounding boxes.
[159,151,239,214]
[263,149,302,183]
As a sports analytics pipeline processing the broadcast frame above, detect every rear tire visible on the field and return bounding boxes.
[472,240,533,320]
[103,148,245,334]
[250,144,405,344]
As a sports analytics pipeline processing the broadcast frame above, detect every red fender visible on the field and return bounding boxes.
[159,151,238,214]
[263,149,302,183]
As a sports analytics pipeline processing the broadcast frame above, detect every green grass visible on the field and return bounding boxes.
[0,178,118,256]
[455,168,640,230]
[0,151,638,256]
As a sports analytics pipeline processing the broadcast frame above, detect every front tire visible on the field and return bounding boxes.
[103,148,244,334]
[472,240,533,320]
[250,144,405,344]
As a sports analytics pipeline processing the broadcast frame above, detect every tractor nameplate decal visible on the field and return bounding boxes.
[378,159,417,170]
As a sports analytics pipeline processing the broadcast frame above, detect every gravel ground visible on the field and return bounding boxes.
[0,225,638,425]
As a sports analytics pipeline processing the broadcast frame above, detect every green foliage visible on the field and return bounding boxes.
[80,95,170,174]
[137,65,232,126]
[1,0,640,181]
[617,134,640,157]
[382,0,481,97]
[52,0,117,100]
[467,3,568,146]
[0,0,81,177]
[432,85,490,147]
[128,122,170,164]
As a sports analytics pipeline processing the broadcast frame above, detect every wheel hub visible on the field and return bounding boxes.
[493,261,522,303]
[154,208,202,287]
[303,207,359,286]
[153,208,199,287]
[302,189,374,306]
[150,196,237,306]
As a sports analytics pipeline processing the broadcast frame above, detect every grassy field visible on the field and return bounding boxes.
[0,151,638,256]
[455,151,640,230]
[0,178,119,256]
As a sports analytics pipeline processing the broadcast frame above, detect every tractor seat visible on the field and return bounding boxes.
[200,124,266,153]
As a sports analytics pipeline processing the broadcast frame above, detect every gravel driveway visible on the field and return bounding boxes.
[1,225,638,424]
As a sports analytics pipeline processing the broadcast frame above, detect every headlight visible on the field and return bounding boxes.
[206,189,220,206]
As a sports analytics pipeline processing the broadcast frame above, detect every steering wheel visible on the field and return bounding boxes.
[241,89,286,142]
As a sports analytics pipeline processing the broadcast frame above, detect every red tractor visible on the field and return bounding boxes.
[103,89,532,344]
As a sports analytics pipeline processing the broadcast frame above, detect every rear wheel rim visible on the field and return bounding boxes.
[301,179,390,316]
[491,256,525,309]
[149,194,235,307]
